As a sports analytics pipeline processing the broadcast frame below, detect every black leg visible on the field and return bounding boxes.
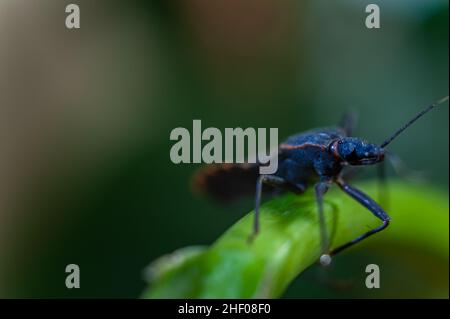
[386,151,425,183]
[249,175,290,242]
[314,180,332,265]
[331,179,391,256]
[377,160,389,210]
[339,111,358,136]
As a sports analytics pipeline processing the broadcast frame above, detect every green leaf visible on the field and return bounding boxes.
[142,181,448,298]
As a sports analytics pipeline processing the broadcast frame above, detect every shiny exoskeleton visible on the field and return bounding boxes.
[193,96,448,265]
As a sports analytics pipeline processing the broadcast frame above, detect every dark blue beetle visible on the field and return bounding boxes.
[193,96,448,265]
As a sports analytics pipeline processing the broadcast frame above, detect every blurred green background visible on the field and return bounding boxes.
[0,0,448,298]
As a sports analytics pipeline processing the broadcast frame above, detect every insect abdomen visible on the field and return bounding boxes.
[191,163,261,202]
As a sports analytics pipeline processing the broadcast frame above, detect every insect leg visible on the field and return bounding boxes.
[249,175,289,242]
[339,111,358,136]
[386,152,425,183]
[377,160,389,210]
[331,179,391,256]
[314,179,332,266]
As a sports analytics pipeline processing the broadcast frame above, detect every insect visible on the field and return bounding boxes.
[192,96,448,265]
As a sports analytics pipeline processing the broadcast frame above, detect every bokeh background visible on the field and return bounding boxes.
[0,0,448,298]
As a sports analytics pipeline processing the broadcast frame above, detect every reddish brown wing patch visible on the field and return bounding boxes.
[191,163,262,202]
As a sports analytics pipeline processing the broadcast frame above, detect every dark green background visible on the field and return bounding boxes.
[0,0,447,297]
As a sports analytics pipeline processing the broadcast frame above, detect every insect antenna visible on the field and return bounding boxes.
[380,96,449,148]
